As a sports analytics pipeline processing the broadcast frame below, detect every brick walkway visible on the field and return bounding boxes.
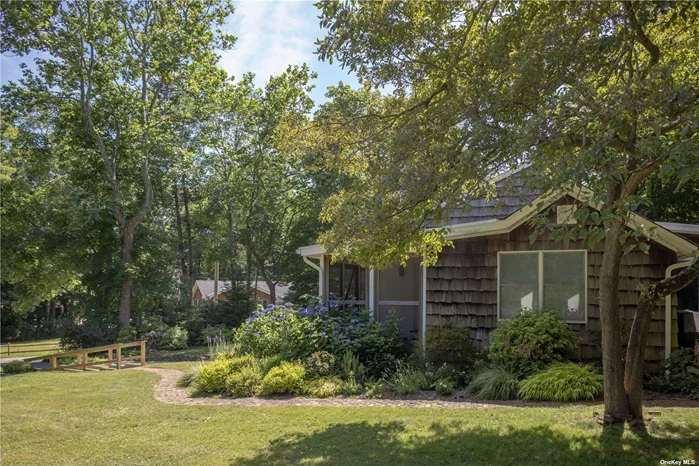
[139,367,699,409]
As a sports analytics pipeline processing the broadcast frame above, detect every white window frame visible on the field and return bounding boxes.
[497,250,588,324]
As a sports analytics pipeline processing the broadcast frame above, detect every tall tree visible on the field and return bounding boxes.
[315,1,699,425]
[2,0,235,326]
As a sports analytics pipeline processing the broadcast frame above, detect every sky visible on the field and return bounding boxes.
[0,0,361,107]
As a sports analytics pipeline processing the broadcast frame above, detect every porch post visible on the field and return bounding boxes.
[421,262,427,345]
[368,267,375,317]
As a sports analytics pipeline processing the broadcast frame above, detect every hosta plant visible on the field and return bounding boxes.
[518,363,603,401]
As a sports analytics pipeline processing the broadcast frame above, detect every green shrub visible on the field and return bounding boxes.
[166,326,189,350]
[143,322,189,351]
[340,378,363,396]
[260,354,285,376]
[303,351,335,379]
[468,364,521,400]
[305,376,342,398]
[365,380,391,399]
[423,325,480,370]
[194,354,258,394]
[235,303,403,377]
[435,378,455,396]
[2,360,34,374]
[226,364,262,397]
[488,308,579,373]
[383,362,429,395]
[339,350,366,381]
[258,361,306,396]
[519,363,603,401]
[116,325,139,343]
[60,320,117,350]
[645,348,699,400]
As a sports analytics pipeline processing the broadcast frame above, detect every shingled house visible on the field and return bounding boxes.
[298,171,699,362]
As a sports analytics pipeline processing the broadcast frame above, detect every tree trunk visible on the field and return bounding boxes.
[599,207,632,423]
[254,255,276,303]
[119,222,136,328]
[625,255,699,422]
[183,176,194,289]
[173,183,188,294]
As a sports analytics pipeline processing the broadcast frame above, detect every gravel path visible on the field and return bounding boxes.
[138,367,699,409]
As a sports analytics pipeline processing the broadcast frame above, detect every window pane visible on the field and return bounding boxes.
[500,253,539,284]
[344,265,358,300]
[329,263,342,300]
[543,252,586,321]
[500,284,539,319]
[499,253,539,319]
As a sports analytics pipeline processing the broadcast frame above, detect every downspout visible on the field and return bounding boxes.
[303,256,324,300]
[665,260,693,358]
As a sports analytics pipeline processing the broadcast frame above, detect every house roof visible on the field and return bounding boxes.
[297,182,699,260]
[193,280,290,300]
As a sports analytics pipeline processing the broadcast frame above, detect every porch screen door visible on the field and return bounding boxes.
[377,258,421,339]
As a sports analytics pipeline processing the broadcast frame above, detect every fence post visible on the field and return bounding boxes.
[82,351,88,370]
[6,342,10,357]
[108,348,113,361]
[50,356,56,370]
[116,345,122,370]
[140,341,146,366]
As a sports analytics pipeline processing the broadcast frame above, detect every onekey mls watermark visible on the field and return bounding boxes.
[660,461,696,465]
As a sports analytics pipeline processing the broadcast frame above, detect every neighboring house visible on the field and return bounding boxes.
[298,171,699,362]
[192,280,290,308]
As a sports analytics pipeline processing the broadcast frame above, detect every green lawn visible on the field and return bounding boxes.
[0,338,61,358]
[1,364,698,466]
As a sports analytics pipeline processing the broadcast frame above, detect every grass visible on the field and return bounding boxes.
[0,338,61,358]
[1,364,698,466]
[148,346,209,359]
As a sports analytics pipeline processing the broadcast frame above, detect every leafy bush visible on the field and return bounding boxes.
[383,362,430,395]
[339,350,366,381]
[2,360,34,374]
[258,361,306,396]
[365,380,391,399]
[435,378,455,396]
[116,325,139,343]
[488,309,579,373]
[423,325,480,370]
[645,347,699,399]
[181,288,255,344]
[519,363,603,401]
[303,351,335,379]
[143,322,188,351]
[166,326,188,350]
[226,365,263,397]
[235,303,403,377]
[194,354,258,394]
[260,354,285,376]
[60,320,117,350]
[468,364,521,400]
[340,378,363,396]
[305,376,342,398]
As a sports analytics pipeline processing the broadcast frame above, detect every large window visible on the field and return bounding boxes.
[498,250,587,323]
[328,263,366,305]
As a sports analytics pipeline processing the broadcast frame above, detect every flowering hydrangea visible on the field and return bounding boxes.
[233,301,403,375]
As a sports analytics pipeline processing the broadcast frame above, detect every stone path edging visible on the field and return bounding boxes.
[139,367,699,409]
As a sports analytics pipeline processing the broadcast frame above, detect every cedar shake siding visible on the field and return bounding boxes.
[426,223,679,361]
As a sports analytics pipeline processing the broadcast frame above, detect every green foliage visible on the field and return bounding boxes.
[116,325,138,344]
[258,361,306,396]
[235,303,403,377]
[1,360,34,374]
[383,362,430,396]
[468,365,522,401]
[364,380,391,399]
[305,377,343,398]
[303,351,335,379]
[660,347,699,377]
[488,309,579,373]
[646,347,699,399]
[519,363,603,402]
[225,364,263,397]
[182,294,254,346]
[194,355,259,394]
[435,378,455,396]
[176,364,204,388]
[339,378,363,396]
[339,350,367,382]
[422,325,480,370]
[59,321,117,350]
[260,354,285,377]
[143,322,188,351]
[201,325,235,346]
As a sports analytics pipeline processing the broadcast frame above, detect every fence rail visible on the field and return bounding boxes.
[25,341,146,371]
[1,341,61,357]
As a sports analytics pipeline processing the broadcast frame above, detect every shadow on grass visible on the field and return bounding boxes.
[236,417,699,466]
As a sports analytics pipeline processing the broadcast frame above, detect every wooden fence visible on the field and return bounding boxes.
[1,340,62,357]
[25,341,146,372]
